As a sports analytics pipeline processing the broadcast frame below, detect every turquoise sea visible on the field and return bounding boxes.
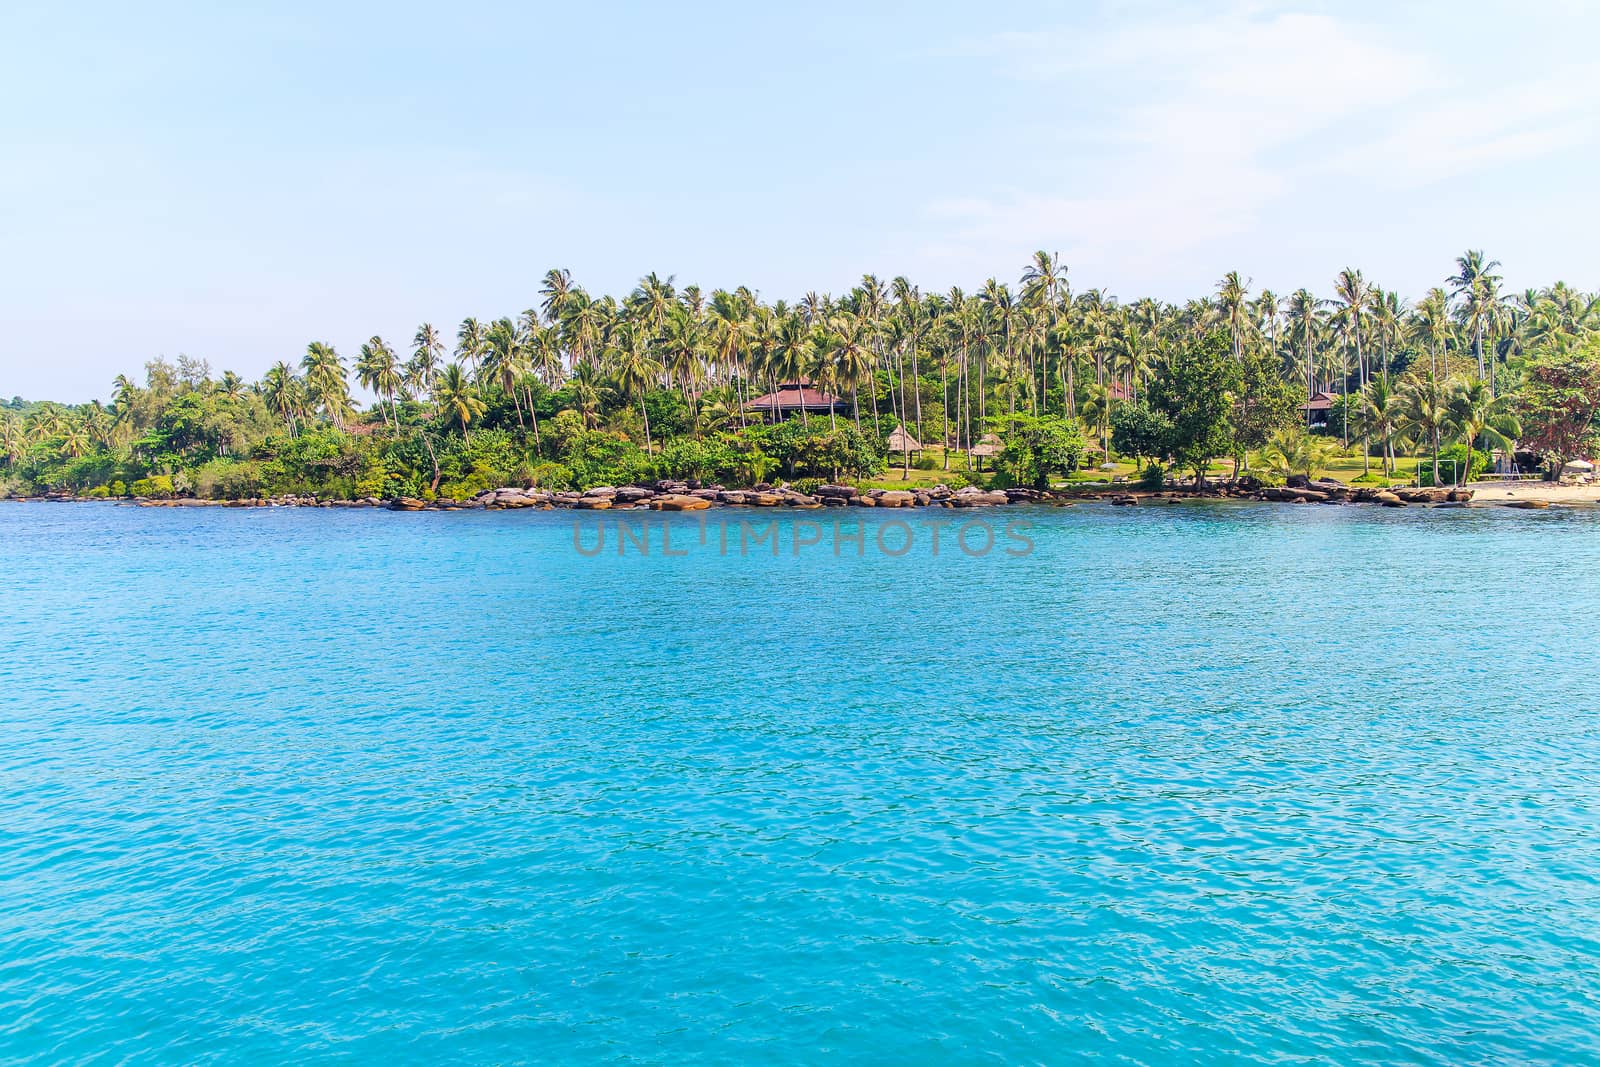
[3,501,1599,1064]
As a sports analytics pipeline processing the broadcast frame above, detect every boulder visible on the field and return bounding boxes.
[614,486,656,503]
[814,484,859,499]
[1505,498,1550,509]
[946,489,1009,507]
[573,497,612,509]
[876,490,916,508]
[583,486,617,500]
[388,497,426,511]
[1374,491,1405,507]
[651,493,712,511]
[1110,495,1138,506]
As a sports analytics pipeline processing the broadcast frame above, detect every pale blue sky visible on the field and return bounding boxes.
[3,0,1597,401]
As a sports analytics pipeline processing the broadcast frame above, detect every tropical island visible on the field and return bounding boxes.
[4,251,1598,508]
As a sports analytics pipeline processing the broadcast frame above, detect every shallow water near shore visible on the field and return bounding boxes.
[3,502,1600,1064]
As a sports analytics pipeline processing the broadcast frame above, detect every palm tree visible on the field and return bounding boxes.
[1260,427,1334,481]
[408,324,444,403]
[261,361,305,435]
[1355,375,1400,476]
[610,322,663,451]
[1286,288,1320,407]
[1448,376,1520,486]
[831,312,873,433]
[771,313,813,428]
[1399,371,1451,487]
[436,363,486,441]
[1449,250,1502,384]
[1216,270,1250,358]
[1332,269,1367,442]
[484,317,530,428]
[0,415,25,466]
[455,317,487,378]
[301,342,351,428]
[1411,288,1451,381]
[892,277,926,439]
[356,336,402,429]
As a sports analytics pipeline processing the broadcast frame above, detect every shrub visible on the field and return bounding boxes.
[913,454,937,470]
[1137,463,1165,491]
[1418,444,1489,486]
[130,474,175,499]
[530,461,571,489]
[85,485,111,498]
[194,459,265,500]
[793,477,823,495]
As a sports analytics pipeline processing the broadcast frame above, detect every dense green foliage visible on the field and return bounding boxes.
[3,252,1596,498]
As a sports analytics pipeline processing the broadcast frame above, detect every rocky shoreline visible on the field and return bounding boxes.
[0,477,1507,511]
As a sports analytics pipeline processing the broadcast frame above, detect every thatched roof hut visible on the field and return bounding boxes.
[968,432,1002,458]
[886,427,923,453]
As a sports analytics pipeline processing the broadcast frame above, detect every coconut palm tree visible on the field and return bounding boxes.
[408,324,444,403]
[436,363,485,441]
[455,317,488,379]
[831,311,873,433]
[1216,270,1250,358]
[1410,288,1451,381]
[1399,371,1451,487]
[1449,250,1502,383]
[771,313,813,428]
[609,321,663,451]
[1355,375,1400,476]
[301,343,351,429]
[261,361,305,435]
[1260,427,1334,481]
[1448,376,1520,486]
[356,336,402,429]
[1286,289,1321,406]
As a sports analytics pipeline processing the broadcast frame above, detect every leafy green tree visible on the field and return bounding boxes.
[992,413,1086,489]
[1516,340,1600,476]
[1109,401,1173,468]
[1231,345,1306,471]
[1148,332,1241,484]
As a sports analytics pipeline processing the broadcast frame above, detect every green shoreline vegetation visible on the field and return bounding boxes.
[3,252,1598,503]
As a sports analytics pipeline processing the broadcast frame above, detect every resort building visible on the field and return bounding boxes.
[1302,391,1335,428]
[745,378,845,422]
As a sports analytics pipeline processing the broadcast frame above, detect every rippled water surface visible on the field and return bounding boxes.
[3,501,1600,1064]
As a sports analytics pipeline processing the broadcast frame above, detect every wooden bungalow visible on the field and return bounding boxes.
[1302,391,1335,428]
[745,378,845,422]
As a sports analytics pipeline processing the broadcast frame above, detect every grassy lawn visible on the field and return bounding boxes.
[1320,451,1421,485]
[858,447,992,490]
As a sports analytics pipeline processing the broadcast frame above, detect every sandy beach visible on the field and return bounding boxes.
[1467,481,1600,505]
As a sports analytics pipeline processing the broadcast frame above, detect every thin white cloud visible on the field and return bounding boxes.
[921,5,1596,284]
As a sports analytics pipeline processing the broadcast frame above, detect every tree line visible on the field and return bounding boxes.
[3,251,1598,499]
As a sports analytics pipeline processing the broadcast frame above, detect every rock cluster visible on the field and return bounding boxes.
[1260,478,1472,506]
